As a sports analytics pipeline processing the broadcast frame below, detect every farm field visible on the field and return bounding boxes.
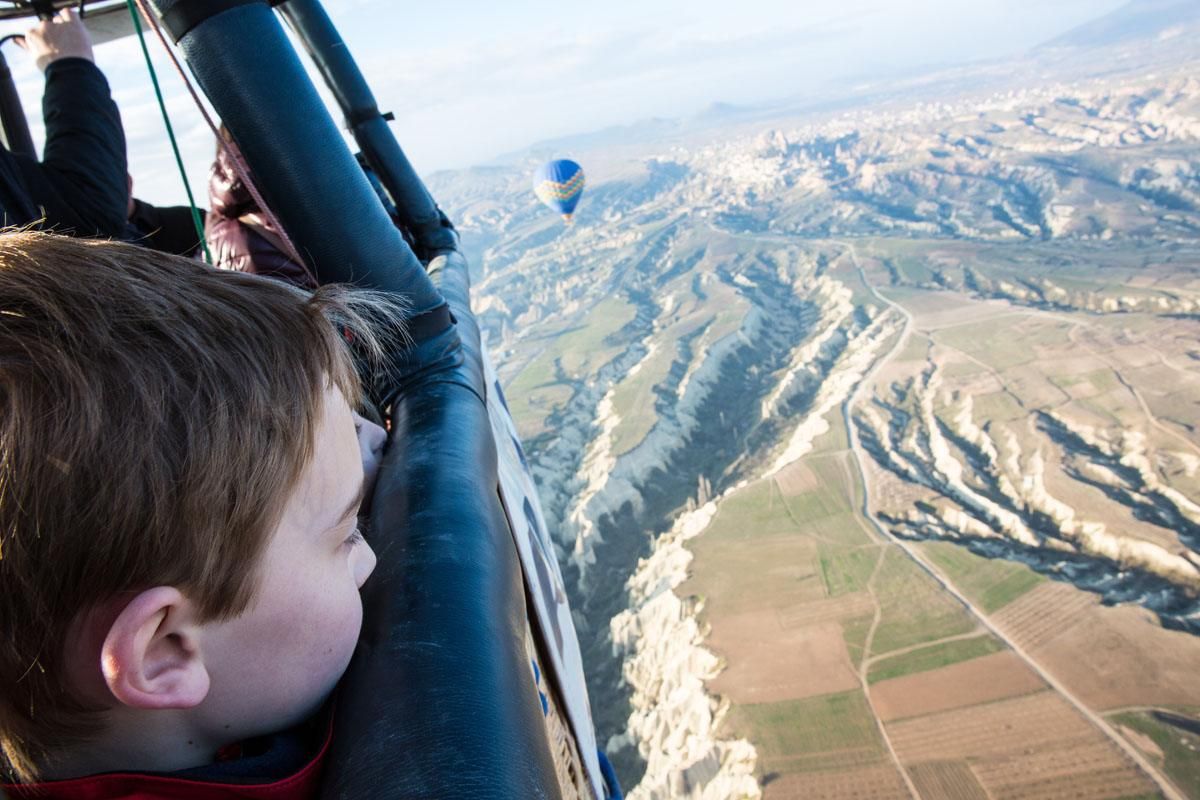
[501,295,638,436]
[993,582,1200,712]
[668,242,1200,795]
[680,387,1192,797]
[852,267,1200,798]
[866,635,1005,684]
[870,651,1045,722]
[1111,710,1200,799]
[887,693,1158,800]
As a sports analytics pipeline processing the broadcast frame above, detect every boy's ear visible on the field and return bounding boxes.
[101,587,210,710]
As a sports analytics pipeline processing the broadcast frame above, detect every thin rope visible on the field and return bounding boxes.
[125,0,211,264]
[128,0,316,286]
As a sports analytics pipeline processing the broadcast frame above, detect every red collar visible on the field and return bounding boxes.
[1,719,333,800]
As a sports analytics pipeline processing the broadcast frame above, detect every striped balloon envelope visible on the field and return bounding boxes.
[533,159,586,222]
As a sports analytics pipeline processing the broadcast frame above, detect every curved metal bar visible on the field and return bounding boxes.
[145,0,445,315]
[0,1,129,27]
[275,0,459,261]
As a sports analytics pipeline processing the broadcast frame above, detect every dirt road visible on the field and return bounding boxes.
[840,243,1186,800]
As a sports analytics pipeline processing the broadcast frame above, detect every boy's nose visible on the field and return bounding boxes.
[354,412,388,495]
[354,540,378,589]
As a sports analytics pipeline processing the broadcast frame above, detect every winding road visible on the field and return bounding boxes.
[838,243,1186,800]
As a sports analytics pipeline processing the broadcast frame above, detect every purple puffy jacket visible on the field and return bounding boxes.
[204,143,316,290]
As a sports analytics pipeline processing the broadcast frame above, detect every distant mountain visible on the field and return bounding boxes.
[692,101,748,120]
[1039,0,1200,50]
[488,117,687,167]
[490,104,763,167]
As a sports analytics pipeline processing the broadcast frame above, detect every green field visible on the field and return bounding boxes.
[724,691,886,774]
[777,456,856,524]
[867,635,1003,683]
[818,544,877,597]
[888,256,938,285]
[684,479,827,614]
[558,297,638,375]
[920,540,1044,613]
[842,615,874,666]
[1110,710,1200,799]
[932,321,1044,371]
[704,480,801,541]
[504,296,637,429]
[608,344,675,456]
[870,548,977,655]
[608,311,715,456]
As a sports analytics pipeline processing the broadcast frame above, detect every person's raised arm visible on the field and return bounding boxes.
[14,9,127,237]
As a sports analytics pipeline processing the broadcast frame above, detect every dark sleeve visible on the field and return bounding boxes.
[128,198,205,256]
[11,58,127,237]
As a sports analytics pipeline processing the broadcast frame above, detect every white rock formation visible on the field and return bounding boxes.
[760,277,854,421]
[610,500,761,800]
[767,311,900,474]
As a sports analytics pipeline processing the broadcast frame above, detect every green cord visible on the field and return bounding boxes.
[125,0,212,264]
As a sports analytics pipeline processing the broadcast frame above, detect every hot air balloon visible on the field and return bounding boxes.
[533,158,586,222]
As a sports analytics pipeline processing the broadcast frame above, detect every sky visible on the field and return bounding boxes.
[0,0,1128,205]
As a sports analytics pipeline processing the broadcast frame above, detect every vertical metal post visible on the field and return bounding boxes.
[146,0,445,315]
[0,47,36,159]
[275,0,458,260]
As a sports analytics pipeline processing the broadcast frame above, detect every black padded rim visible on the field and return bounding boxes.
[160,0,263,43]
[407,302,453,342]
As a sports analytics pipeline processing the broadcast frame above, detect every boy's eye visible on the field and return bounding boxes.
[343,526,366,549]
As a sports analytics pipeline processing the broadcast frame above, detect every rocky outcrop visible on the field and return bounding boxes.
[858,367,1200,628]
[767,309,901,474]
[609,501,760,800]
[606,288,903,798]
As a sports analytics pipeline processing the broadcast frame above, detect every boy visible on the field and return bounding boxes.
[0,231,397,798]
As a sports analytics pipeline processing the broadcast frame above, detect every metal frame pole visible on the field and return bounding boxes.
[276,0,458,261]
[146,0,445,315]
[0,46,36,158]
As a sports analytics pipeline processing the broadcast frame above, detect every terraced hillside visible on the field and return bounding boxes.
[428,4,1200,796]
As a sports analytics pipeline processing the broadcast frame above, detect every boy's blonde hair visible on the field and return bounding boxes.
[0,231,395,780]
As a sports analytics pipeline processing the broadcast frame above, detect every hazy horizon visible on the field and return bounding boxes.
[0,0,1129,205]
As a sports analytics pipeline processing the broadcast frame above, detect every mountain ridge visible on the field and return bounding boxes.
[1039,0,1200,50]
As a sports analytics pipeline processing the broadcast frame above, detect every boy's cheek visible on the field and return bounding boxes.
[200,584,364,736]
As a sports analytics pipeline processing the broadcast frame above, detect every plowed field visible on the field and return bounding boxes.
[706,618,860,703]
[887,693,1154,798]
[871,651,1045,722]
[995,581,1200,711]
[888,693,1101,763]
[762,764,910,800]
[992,582,1096,651]
[907,761,989,800]
[971,739,1157,800]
